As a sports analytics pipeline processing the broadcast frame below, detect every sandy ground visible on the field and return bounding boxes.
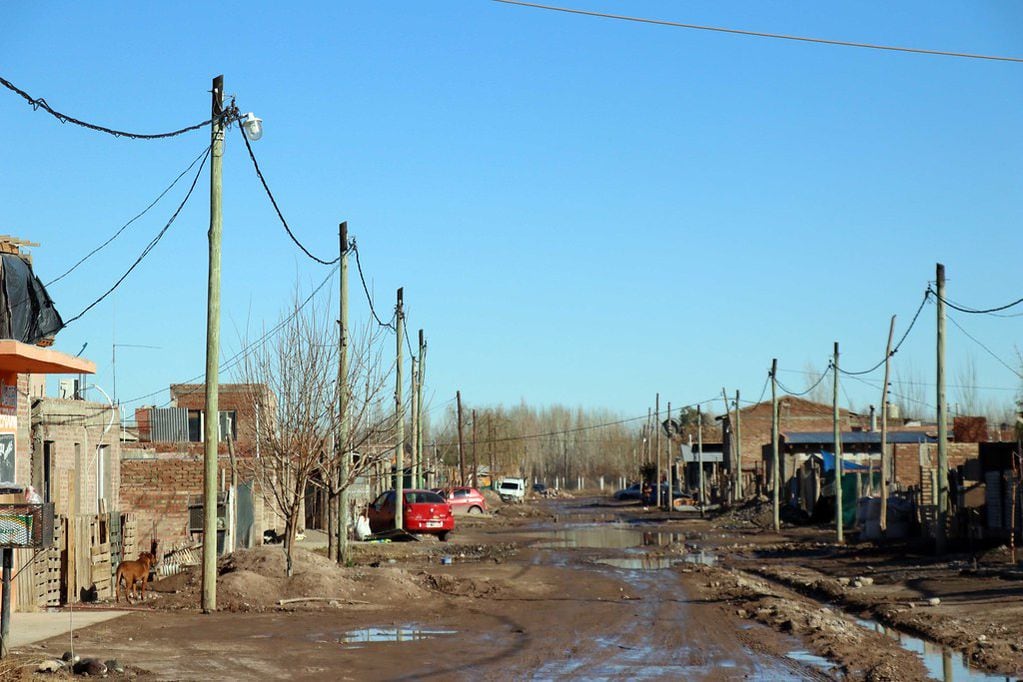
[10,495,1023,680]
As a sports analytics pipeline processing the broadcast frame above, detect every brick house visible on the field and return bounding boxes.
[121,384,269,550]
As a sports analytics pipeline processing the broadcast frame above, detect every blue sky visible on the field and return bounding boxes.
[2,1,1022,422]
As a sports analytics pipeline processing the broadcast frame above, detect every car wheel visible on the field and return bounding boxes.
[467,506,483,515]
[438,531,451,542]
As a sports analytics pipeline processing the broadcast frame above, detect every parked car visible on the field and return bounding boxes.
[435,486,488,515]
[367,489,454,540]
[532,483,547,494]
[641,484,685,506]
[497,477,526,503]
[612,483,643,501]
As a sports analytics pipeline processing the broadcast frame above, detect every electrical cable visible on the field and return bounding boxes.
[47,146,212,287]
[401,312,416,360]
[62,146,211,327]
[0,75,215,139]
[775,363,832,397]
[838,290,930,376]
[121,264,339,406]
[947,314,1023,380]
[237,125,339,266]
[351,242,396,331]
[492,0,1023,63]
[755,370,770,405]
[929,287,1023,315]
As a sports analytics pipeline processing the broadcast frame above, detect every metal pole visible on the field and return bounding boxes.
[771,359,780,532]
[880,315,896,535]
[735,389,743,500]
[697,405,705,518]
[394,288,404,531]
[834,342,844,544]
[202,74,224,613]
[936,263,948,553]
[337,222,351,564]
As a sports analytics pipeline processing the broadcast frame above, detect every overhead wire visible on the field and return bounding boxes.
[237,125,339,266]
[838,290,930,376]
[46,146,212,287]
[947,314,1023,380]
[0,74,215,139]
[351,242,397,331]
[929,288,1023,315]
[492,0,1023,63]
[62,146,211,327]
[775,363,832,397]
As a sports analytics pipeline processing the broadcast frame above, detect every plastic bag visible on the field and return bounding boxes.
[355,513,372,541]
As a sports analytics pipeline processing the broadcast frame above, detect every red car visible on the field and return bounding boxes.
[435,487,488,515]
[368,489,454,540]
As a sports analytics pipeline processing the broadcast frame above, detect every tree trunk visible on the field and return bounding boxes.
[326,487,337,562]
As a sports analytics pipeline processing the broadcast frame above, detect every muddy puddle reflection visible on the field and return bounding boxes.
[856,619,1010,681]
[329,625,457,648]
[534,525,684,549]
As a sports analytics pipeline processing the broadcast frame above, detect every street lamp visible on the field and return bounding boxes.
[242,112,263,141]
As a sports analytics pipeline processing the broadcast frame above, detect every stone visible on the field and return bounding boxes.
[105,659,125,673]
[837,577,850,586]
[736,609,748,618]
[36,660,64,673]
[853,580,863,588]
[928,597,941,607]
[72,657,108,676]
[859,577,874,586]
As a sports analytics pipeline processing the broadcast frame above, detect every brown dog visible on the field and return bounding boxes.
[115,552,156,604]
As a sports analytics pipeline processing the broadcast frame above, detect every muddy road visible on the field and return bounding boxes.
[17,497,1016,680]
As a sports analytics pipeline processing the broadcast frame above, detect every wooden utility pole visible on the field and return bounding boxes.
[666,401,673,511]
[416,330,426,487]
[721,388,733,505]
[735,389,743,500]
[880,315,896,534]
[936,263,949,553]
[488,414,495,489]
[834,342,844,544]
[202,74,225,613]
[654,394,661,507]
[410,358,419,488]
[394,288,405,531]
[337,222,351,564]
[771,359,780,532]
[697,405,705,518]
[471,409,479,488]
[646,407,651,464]
[456,391,466,486]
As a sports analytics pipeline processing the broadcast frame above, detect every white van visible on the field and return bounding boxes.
[497,477,526,503]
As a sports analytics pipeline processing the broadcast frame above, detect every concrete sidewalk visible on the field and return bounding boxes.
[9,610,128,649]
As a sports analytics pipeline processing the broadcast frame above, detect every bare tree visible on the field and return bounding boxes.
[955,354,980,416]
[804,362,830,405]
[240,293,393,576]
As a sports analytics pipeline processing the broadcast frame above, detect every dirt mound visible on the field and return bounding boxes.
[716,496,807,530]
[149,545,427,611]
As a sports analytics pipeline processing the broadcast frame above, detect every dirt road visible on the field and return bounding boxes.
[16,496,1014,680]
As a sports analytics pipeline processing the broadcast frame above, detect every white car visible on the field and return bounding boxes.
[497,478,526,503]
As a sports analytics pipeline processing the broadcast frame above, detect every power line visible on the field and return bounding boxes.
[47,146,212,288]
[62,146,211,327]
[778,367,1017,393]
[845,373,938,412]
[929,287,1023,315]
[237,125,339,266]
[775,363,832,397]
[351,241,396,331]
[0,74,216,139]
[493,0,1023,63]
[947,314,1023,380]
[401,311,416,360]
[838,290,931,376]
[121,264,340,407]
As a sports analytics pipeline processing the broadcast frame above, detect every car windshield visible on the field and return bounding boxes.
[499,482,520,490]
[405,491,445,504]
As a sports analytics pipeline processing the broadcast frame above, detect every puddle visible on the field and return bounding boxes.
[596,556,678,570]
[682,550,717,566]
[334,626,457,648]
[533,525,683,549]
[787,649,838,673]
[856,619,1009,681]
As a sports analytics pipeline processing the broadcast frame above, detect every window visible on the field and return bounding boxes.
[188,410,238,442]
[42,441,53,504]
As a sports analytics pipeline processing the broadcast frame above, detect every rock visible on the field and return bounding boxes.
[838,577,851,586]
[105,659,125,673]
[736,609,748,618]
[859,577,874,586]
[72,657,108,676]
[977,634,987,643]
[853,579,863,588]
[36,659,64,673]
[928,597,941,607]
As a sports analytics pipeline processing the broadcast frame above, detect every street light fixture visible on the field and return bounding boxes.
[242,112,263,141]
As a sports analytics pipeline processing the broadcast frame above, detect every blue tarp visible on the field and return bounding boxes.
[819,450,872,473]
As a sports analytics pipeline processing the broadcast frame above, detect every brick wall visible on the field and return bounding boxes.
[31,396,121,517]
[892,441,978,488]
[168,383,266,455]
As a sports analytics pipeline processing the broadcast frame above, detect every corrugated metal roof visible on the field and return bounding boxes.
[783,431,936,445]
